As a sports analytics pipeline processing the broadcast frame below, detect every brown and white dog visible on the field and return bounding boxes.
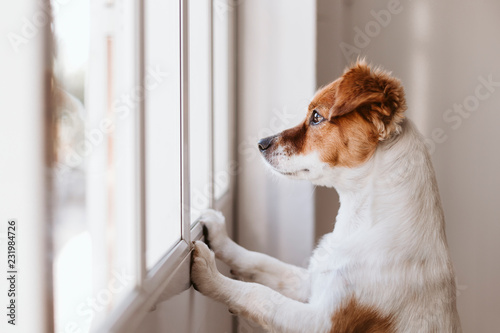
[191,60,462,332]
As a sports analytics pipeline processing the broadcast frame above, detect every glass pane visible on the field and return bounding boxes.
[213,2,230,199]
[52,0,137,331]
[51,1,93,332]
[189,0,212,223]
[145,0,182,269]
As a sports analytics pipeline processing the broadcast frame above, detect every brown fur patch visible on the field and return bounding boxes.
[330,297,395,333]
[271,60,407,168]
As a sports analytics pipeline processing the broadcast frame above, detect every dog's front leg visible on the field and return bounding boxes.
[199,210,310,302]
[191,241,328,333]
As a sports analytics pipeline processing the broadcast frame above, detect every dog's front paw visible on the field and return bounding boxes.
[191,241,223,297]
[199,209,228,251]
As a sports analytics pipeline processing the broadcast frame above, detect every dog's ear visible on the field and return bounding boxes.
[330,60,407,140]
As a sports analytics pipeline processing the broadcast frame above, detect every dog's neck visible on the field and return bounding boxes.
[327,119,446,238]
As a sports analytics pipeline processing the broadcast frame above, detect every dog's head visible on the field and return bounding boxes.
[258,60,407,183]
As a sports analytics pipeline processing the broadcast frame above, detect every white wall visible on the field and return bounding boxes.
[316,1,500,331]
[236,1,316,331]
[0,0,53,332]
[236,1,316,269]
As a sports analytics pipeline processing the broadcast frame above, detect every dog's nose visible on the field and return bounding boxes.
[258,136,275,152]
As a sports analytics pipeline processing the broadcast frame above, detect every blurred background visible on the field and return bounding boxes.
[1,0,499,332]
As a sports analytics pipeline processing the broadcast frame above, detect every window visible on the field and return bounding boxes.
[189,0,212,223]
[144,0,182,270]
[50,0,235,332]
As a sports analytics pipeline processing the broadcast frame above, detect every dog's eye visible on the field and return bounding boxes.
[311,110,325,125]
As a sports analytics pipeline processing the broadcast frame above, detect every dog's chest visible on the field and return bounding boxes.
[307,230,386,303]
[309,231,359,272]
[307,234,357,300]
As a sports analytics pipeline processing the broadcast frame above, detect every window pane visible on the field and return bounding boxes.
[145,0,181,269]
[189,0,212,223]
[52,0,138,331]
[213,4,231,199]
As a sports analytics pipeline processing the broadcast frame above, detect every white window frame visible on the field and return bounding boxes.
[96,0,236,331]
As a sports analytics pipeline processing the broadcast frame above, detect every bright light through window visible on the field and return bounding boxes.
[52,0,93,331]
[189,0,212,223]
[52,0,138,330]
[213,4,231,200]
[145,0,182,270]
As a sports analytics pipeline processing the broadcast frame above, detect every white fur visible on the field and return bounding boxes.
[191,119,462,332]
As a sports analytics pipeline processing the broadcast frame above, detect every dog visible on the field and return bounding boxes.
[191,60,462,333]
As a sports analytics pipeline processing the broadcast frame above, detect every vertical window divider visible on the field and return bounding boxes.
[136,0,147,287]
[181,0,191,243]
